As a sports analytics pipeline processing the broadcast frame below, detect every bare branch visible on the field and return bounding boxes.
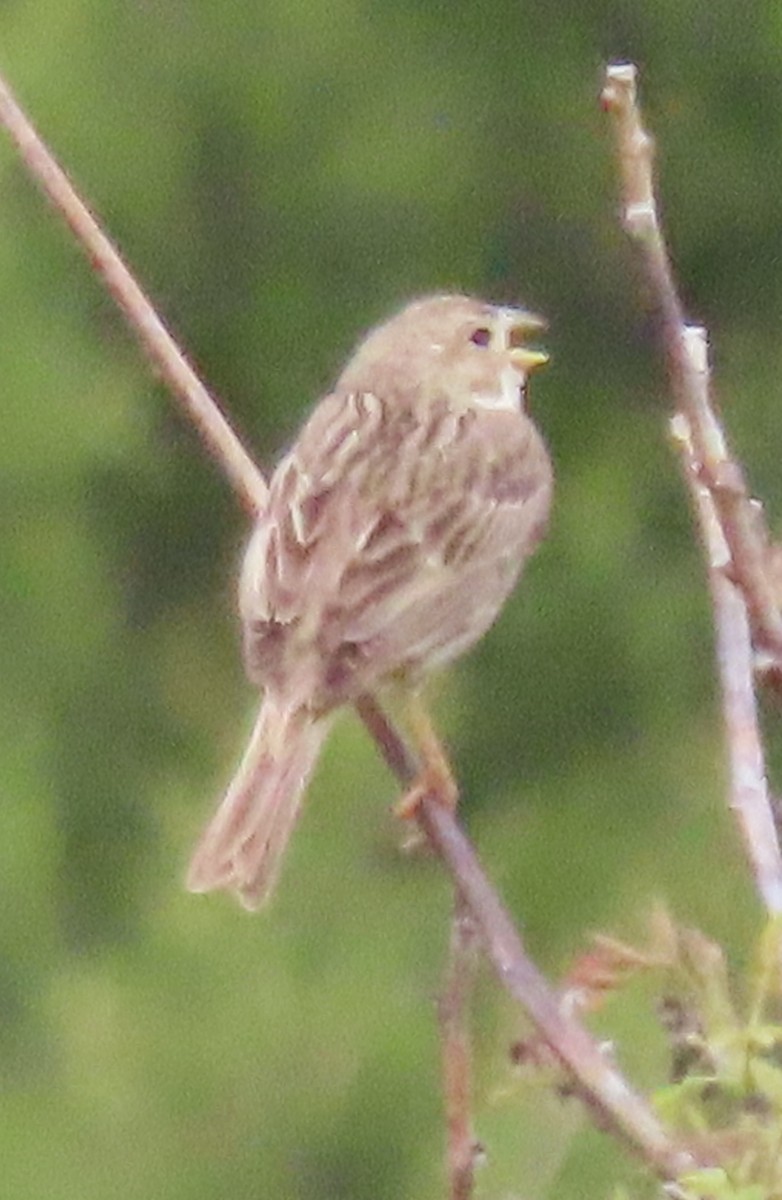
[0,68,694,1183]
[601,63,782,663]
[440,896,481,1200]
[0,68,266,518]
[348,699,692,1174]
[602,64,782,917]
[416,797,695,1178]
[672,348,782,915]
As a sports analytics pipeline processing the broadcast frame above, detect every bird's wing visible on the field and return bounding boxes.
[332,403,552,683]
[239,390,552,701]
[239,390,390,686]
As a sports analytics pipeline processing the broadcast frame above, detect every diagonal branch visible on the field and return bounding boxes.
[601,64,782,917]
[354,699,694,1178]
[0,66,694,1182]
[0,69,266,518]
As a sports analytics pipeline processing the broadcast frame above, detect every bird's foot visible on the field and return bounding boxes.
[393,757,458,819]
[388,692,459,855]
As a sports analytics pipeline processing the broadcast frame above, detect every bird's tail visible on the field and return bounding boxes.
[186,696,330,910]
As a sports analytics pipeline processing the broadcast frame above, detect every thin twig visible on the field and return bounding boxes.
[0,69,266,518]
[601,62,782,665]
[440,895,481,1200]
[0,68,694,1183]
[671,339,782,916]
[354,693,419,783]
[602,64,782,917]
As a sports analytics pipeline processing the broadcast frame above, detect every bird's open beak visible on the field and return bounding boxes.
[505,310,549,374]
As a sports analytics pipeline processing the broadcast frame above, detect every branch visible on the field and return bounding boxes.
[0,67,694,1184]
[0,68,266,518]
[601,64,782,918]
[671,349,782,915]
[416,794,694,1178]
[355,703,693,1179]
[601,63,782,665]
[439,896,481,1200]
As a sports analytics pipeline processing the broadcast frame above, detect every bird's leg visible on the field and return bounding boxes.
[393,692,459,820]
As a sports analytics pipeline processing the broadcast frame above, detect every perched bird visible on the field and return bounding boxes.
[187,294,553,909]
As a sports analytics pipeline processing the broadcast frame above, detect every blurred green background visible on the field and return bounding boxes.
[1,1,780,1196]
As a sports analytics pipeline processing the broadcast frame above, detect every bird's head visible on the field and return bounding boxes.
[334,294,548,413]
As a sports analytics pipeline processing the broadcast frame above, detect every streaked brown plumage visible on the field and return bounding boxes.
[187,294,553,909]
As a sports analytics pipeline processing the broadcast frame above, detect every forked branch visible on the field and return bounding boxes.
[602,63,782,918]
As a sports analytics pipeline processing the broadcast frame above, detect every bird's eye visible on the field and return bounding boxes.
[469,327,492,347]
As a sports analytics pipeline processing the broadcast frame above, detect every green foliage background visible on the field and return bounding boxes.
[1,1,780,1196]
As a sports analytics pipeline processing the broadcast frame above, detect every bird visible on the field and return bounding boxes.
[186,294,554,910]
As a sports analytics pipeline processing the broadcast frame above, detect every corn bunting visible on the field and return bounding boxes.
[187,294,553,909]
